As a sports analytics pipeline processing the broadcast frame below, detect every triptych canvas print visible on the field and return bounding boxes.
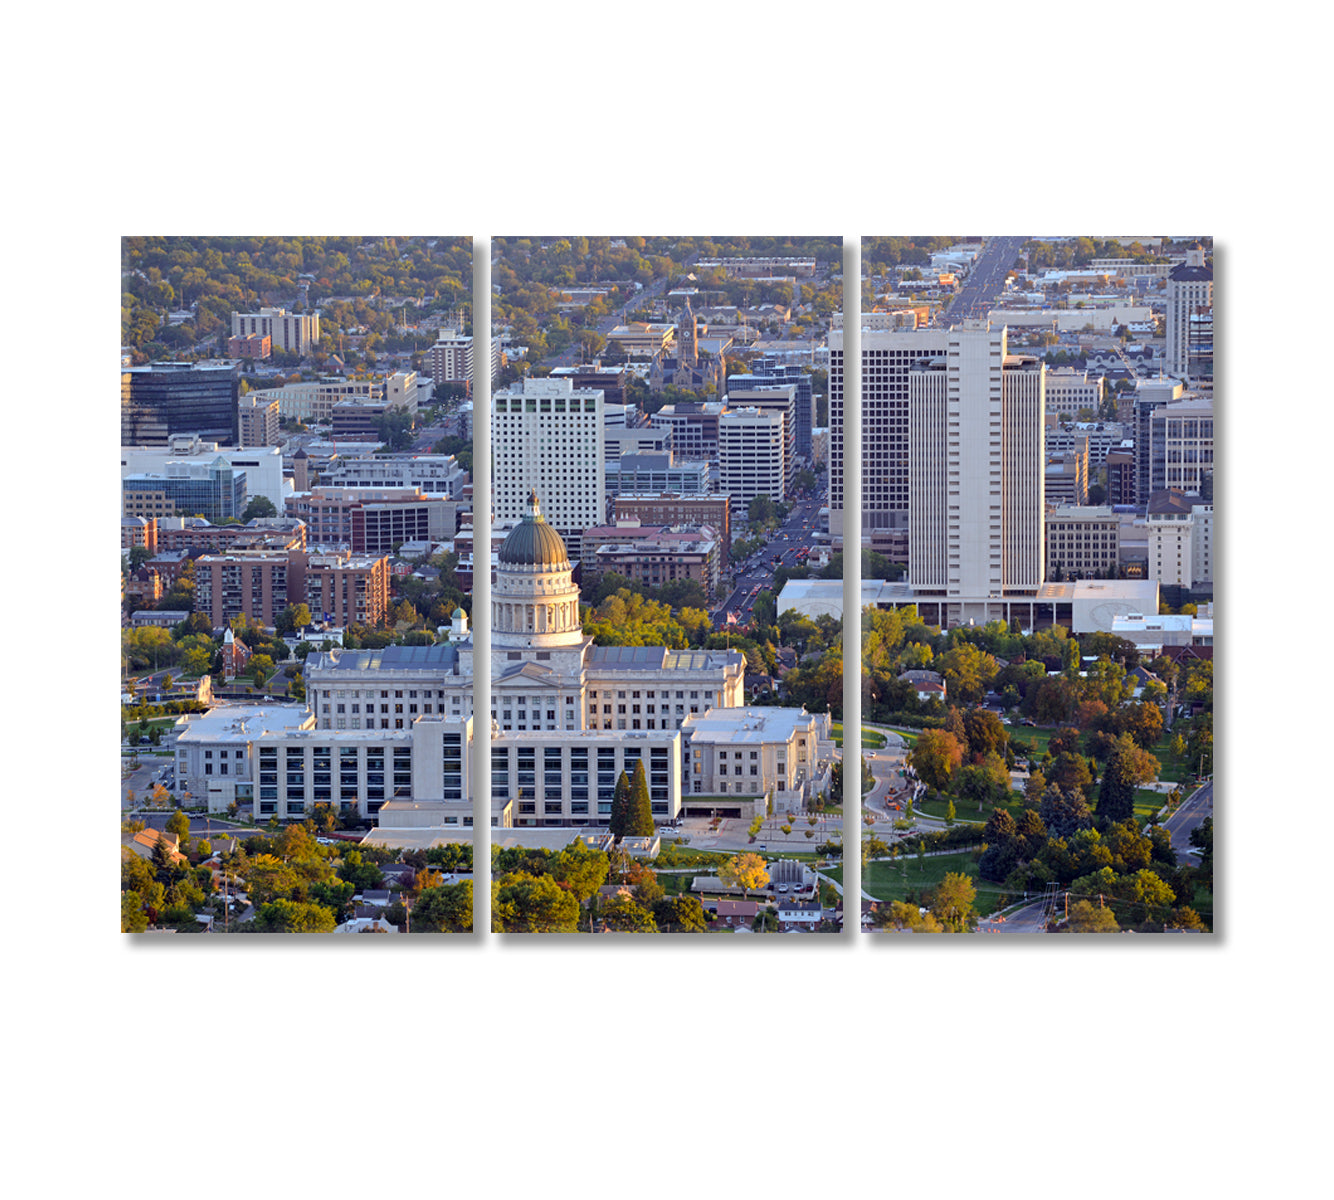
[119,234,1215,937]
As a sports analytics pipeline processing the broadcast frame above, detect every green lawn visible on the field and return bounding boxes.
[825,850,1005,916]
[831,724,887,750]
[914,787,1166,826]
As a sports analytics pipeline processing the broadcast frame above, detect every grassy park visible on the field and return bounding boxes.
[825,850,1006,917]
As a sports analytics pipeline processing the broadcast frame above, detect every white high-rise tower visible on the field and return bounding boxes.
[1165,242,1213,382]
[492,376,605,561]
[908,322,1045,610]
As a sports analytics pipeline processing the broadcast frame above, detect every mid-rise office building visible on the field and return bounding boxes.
[238,394,280,447]
[1044,368,1103,419]
[122,438,288,510]
[605,453,710,498]
[729,366,815,458]
[650,401,725,461]
[1149,396,1214,496]
[492,376,605,561]
[1133,378,1185,507]
[613,493,731,569]
[321,454,468,497]
[122,456,248,525]
[121,362,240,446]
[231,307,320,355]
[1045,434,1090,508]
[285,486,461,553]
[606,426,672,462]
[1144,489,1214,589]
[718,407,786,509]
[1045,505,1120,581]
[725,383,797,495]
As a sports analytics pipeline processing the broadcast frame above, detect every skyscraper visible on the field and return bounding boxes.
[492,376,605,561]
[827,323,947,544]
[1165,243,1213,382]
[908,322,1045,605]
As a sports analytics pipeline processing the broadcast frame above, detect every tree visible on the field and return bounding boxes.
[165,808,191,843]
[251,899,337,933]
[907,729,965,792]
[1039,784,1094,839]
[930,872,977,932]
[962,708,1008,760]
[599,893,658,932]
[718,852,770,898]
[653,894,708,932]
[242,495,278,520]
[608,770,631,840]
[550,838,610,903]
[1065,898,1120,933]
[492,873,581,933]
[121,890,149,933]
[411,881,474,932]
[274,604,313,636]
[624,760,656,837]
[1098,733,1159,823]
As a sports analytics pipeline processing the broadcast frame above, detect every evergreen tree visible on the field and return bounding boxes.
[625,760,656,837]
[609,770,631,841]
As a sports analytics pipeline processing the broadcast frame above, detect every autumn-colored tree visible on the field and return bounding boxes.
[718,852,770,898]
[907,729,965,792]
[929,872,977,932]
[1064,898,1120,933]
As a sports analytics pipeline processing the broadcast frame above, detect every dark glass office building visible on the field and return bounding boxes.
[121,362,240,445]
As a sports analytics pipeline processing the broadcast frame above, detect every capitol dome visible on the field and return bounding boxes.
[499,490,569,568]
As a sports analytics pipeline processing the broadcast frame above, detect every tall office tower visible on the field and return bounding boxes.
[231,307,321,355]
[725,383,796,496]
[733,363,815,457]
[718,407,786,509]
[1132,378,1184,507]
[827,323,947,543]
[908,323,1045,601]
[1165,243,1213,381]
[492,376,605,561]
[121,361,241,445]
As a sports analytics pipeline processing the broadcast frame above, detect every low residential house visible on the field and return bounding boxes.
[379,864,417,889]
[776,899,822,931]
[124,828,187,868]
[713,899,761,928]
[900,669,946,704]
[335,916,397,933]
[359,889,395,908]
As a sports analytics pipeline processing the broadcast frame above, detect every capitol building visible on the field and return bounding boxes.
[172,493,831,833]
